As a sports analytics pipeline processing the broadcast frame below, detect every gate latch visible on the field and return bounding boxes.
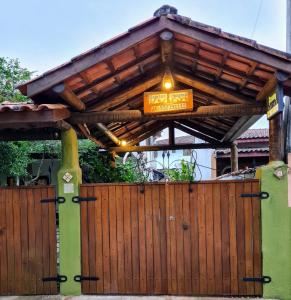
[240,191,269,199]
[43,274,67,282]
[41,197,66,204]
[243,276,271,284]
[74,275,99,282]
[72,196,97,204]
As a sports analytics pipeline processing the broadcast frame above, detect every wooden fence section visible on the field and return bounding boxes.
[0,186,58,295]
[80,180,262,296]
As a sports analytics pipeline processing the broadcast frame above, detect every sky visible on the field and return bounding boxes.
[0,0,287,128]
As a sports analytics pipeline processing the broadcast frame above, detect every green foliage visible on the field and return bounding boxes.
[0,57,32,103]
[166,159,196,181]
[79,141,144,183]
[0,142,32,177]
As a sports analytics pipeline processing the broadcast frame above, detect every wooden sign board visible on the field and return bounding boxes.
[267,85,284,120]
[144,89,193,114]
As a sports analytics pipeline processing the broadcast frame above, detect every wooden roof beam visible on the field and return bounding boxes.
[174,70,253,104]
[160,30,174,64]
[70,103,266,124]
[256,71,289,101]
[52,83,85,111]
[108,142,231,153]
[77,124,107,148]
[173,121,221,144]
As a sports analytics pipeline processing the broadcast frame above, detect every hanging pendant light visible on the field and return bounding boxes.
[162,66,174,91]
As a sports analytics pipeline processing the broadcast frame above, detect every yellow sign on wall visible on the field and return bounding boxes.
[144,89,193,114]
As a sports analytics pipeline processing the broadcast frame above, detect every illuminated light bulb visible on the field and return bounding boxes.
[164,81,173,90]
[120,140,127,146]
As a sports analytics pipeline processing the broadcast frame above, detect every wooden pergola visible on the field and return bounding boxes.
[2,6,291,161]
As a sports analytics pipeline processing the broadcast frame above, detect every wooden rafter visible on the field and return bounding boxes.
[88,73,163,111]
[173,121,220,144]
[174,70,252,104]
[52,83,85,111]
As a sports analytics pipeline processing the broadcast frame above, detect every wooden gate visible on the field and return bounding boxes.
[80,180,262,296]
[0,186,58,295]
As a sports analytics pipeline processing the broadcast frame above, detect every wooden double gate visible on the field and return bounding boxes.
[0,180,262,296]
[80,180,262,296]
[0,186,58,295]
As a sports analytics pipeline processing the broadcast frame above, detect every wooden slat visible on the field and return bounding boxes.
[205,183,215,294]
[109,185,118,293]
[213,183,223,294]
[116,185,125,293]
[80,187,89,293]
[152,185,162,293]
[221,183,231,294]
[189,183,200,294]
[197,184,207,294]
[95,186,104,293]
[182,184,192,295]
[244,181,255,295]
[252,181,262,296]
[130,186,140,293]
[101,186,111,293]
[137,185,147,293]
[145,185,154,293]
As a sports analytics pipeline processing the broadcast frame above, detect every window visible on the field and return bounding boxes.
[183,149,192,156]
[172,150,176,153]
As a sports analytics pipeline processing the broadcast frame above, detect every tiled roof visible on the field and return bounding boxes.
[238,128,268,139]
[216,147,269,155]
[0,102,67,112]
[155,135,195,145]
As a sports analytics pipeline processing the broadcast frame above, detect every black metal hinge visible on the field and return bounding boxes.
[72,196,97,204]
[243,276,271,284]
[74,275,99,282]
[43,274,67,282]
[240,191,269,199]
[41,197,66,204]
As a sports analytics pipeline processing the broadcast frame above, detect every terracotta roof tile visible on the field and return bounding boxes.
[0,102,67,112]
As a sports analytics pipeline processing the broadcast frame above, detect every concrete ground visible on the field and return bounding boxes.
[0,296,272,300]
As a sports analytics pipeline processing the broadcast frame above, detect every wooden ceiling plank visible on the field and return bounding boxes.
[88,73,163,111]
[166,17,291,73]
[174,70,253,104]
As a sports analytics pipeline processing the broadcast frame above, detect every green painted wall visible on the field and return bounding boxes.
[57,128,82,295]
[257,161,291,300]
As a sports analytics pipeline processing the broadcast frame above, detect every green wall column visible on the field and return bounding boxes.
[57,128,82,295]
[257,161,291,299]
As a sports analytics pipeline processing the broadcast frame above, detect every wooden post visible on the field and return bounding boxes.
[231,143,238,172]
[169,125,175,145]
[269,112,284,161]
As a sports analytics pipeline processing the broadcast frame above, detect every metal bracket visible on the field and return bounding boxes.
[243,276,271,284]
[240,192,269,199]
[40,197,66,204]
[72,196,97,204]
[43,274,67,282]
[74,275,99,282]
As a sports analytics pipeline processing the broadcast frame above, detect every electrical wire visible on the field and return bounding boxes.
[251,0,263,39]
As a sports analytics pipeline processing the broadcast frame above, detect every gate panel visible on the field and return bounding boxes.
[80,180,262,296]
[0,186,58,295]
